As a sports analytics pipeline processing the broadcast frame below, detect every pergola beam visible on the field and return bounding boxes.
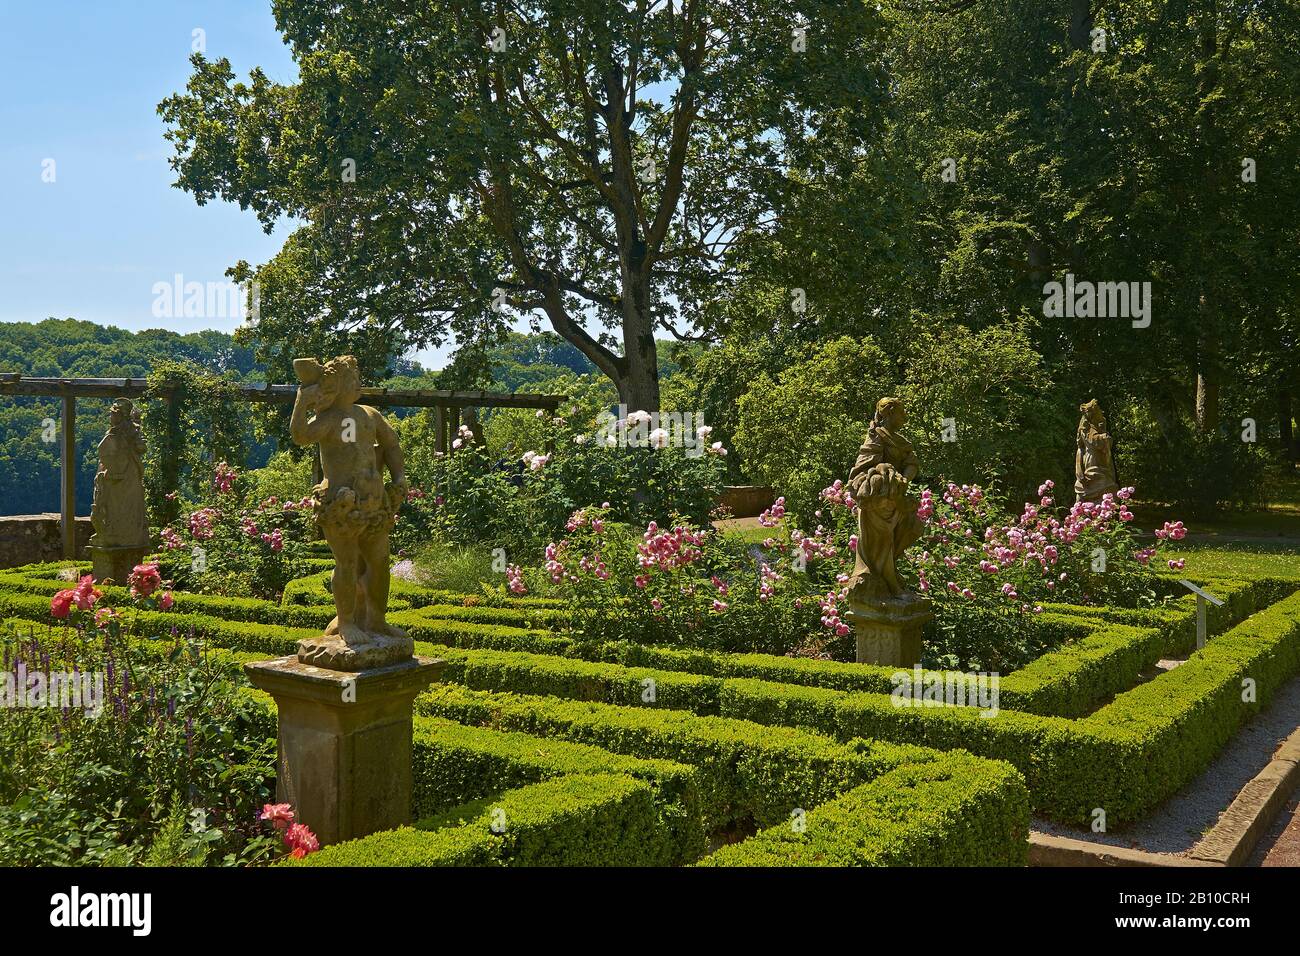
[0,373,567,560]
[0,374,567,410]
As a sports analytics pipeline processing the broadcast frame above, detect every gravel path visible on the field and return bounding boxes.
[1033,672,1300,855]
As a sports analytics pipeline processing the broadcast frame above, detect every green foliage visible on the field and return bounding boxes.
[0,618,277,866]
[1113,402,1275,514]
[292,775,673,868]
[142,361,249,526]
[735,336,896,525]
[159,0,892,410]
[395,413,727,558]
[418,682,930,831]
[410,716,706,860]
[699,752,1029,867]
[0,320,261,517]
[660,327,801,484]
[894,322,1068,500]
[242,451,314,506]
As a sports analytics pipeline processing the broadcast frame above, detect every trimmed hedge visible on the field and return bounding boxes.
[715,589,1300,824]
[9,559,1297,833]
[281,569,564,614]
[291,774,671,867]
[416,683,935,829]
[411,715,707,862]
[4,565,1275,729]
[699,751,1029,867]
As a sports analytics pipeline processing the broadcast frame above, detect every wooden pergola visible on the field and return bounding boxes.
[0,373,566,559]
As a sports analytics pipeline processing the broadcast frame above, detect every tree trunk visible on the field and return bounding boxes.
[1195,304,1220,434]
[1280,384,1296,463]
[1194,361,1219,434]
[617,261,660,412]
[1068,0,1094,50]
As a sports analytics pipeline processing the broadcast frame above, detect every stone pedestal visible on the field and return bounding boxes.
[244,655,444,846]
[88,543,150,584]
[847,595,933,667]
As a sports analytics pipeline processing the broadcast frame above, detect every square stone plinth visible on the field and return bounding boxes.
[847,596,933,667]
[88,544,150,585]
[244,655,444,846]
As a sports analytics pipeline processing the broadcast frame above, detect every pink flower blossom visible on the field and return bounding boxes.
[260,803,295,829]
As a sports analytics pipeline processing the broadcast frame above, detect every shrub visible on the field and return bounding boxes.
[417,682,933,830]
[0,617,277,866]
[734,336,898,526]
[699,752,1029,867]
[292,774,673,867]
[411,716,706,861]
[1113,401,1274,515]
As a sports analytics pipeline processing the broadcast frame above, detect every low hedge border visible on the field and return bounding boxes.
[9,561,1296,829]
[416,682,937,830]
[698,751,1029,867]
[0,571,410,626]
[715,589,1300,825]
[4,564,1277,727]
[281,569,564,613]
[411,715,707,862]
[289,774,672,867]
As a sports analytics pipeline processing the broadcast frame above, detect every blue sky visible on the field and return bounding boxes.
[0,1,456,368]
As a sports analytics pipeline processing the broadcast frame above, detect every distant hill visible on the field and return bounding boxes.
[0,319,263,516]
[0,322,689,516]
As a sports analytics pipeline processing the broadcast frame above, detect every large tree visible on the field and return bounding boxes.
[159,0,888,409]
[746,0,1300,435]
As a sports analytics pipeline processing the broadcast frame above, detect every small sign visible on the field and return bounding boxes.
[1178,579,1225,606]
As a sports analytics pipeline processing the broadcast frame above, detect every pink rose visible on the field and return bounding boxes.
[260,803,295,829]
[50,589,75,619]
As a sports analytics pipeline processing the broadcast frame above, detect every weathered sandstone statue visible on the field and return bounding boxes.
[245,357,442,848]
[844,397,931,666]
[1074,399,1119,503]
[290,355,411,670]
[846,397,925,602]
[88,399,150,581]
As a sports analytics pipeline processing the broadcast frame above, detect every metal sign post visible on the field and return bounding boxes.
[1178,579,1225,650]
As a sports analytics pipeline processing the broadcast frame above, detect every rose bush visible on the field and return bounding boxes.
[517,477,1189,669]
[157,462,319,600]
[396,411,729,559]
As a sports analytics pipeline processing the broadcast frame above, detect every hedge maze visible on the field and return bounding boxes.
[4,557,1298,866]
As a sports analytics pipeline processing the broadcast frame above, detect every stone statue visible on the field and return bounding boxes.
[1074,399,1119,503]
[843,397,932,667]
[459,407,484,446]
[846,397,925,602]
[291,355,412,670]
[88,399,150,581]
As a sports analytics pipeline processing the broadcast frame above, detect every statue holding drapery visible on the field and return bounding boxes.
[845,397,925,603]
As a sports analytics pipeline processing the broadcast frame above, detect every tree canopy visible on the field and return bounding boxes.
[159,0,891,411]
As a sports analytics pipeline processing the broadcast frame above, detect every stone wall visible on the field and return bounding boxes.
[717,485,776,518]
[0,514,92,569]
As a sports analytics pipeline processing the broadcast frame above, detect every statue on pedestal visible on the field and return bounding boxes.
[1074,399,1119,503]
[290,355,412,670]
[843,398,932,667]
[846,397,925,602]
[244,355,443,849]
[88,399,150,582]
